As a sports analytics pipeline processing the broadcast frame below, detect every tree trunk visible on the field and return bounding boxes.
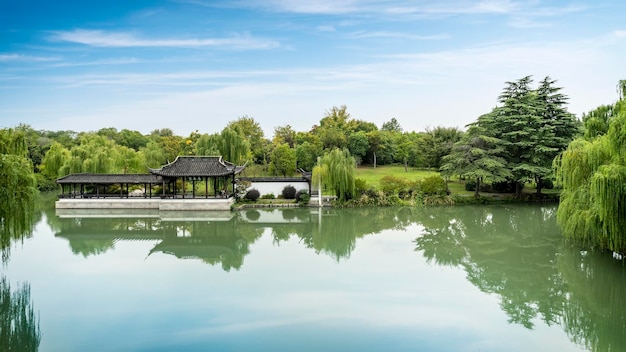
[373,152,377,168]
[475,178,480,198]
[515,182,522,199]
[404,160,408,172]
[536,176,542,196]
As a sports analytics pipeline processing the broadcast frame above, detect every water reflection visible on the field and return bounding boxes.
[0,277,41,351]
[413,205,626,351]
[50,205,626,351]
[52,207,420,268]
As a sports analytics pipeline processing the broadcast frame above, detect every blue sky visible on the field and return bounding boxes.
[1,0,625,137]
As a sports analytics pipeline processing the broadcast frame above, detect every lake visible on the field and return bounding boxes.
[2,203,625,351]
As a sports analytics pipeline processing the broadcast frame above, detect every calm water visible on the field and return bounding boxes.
[2,203,626,351]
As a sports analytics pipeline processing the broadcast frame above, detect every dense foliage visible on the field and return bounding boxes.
[555,80,626,253]
[0,128,37,262]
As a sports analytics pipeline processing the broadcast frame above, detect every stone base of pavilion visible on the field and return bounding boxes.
[55,197,235,211]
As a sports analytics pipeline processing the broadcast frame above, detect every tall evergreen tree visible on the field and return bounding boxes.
[440,122,511,198]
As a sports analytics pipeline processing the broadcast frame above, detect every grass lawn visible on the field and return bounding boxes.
[355,164,438,186]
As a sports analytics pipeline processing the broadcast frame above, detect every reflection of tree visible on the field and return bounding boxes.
[56,217,167,257]
[558,250,626,352]
[0,277,41,351]
[415,205,566,329]
[297,207,419,262]
[54,214,264,272]
[414,204,626,350]
[149,220,253,272]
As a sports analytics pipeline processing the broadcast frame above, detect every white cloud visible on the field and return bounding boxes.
[317,25,336,32]
[348,31,450,40]
[0,53,60,62]
[49,29,279,49]
[613,30,626,38]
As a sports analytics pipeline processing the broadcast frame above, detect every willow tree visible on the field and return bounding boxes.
[219,127,250,165]
[555,80,626,253]
[313,148,356,201]
[0,129,37,263]
[40,141,70,179]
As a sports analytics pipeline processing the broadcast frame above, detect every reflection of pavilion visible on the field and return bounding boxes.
[53,207,399,268]
[55,156,246,211]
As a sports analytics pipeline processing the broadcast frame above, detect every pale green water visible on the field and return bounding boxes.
[2,204,625,351]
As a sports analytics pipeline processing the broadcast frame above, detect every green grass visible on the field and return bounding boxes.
[355,164,438,186]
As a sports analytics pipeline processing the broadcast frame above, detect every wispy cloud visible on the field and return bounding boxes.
[49,57,142,68]
[0,53,60,62]
[49,30,279,49]
[317,25,336,32]
[613,30,626,38]
[348,31,450,40]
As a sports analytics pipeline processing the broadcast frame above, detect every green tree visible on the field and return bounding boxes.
[117,129,149,151]
[582,104,615,140]
[347,131,370,165]
[394,133,413,172]
[40,141,70,179]
[554,80,626,253]
[418,126,463,169]
[269,143,297,177]
[440,122,511,198]
[59,134,117,174]
[532,76,581,194]
[194,133,221,156]
[0,129,37,262]
[314,148,356,201]
[219,127,250,164]
[273,124,297,148]
[381,117,403,132]
[483,76,579,197]
[227,116,266,164]
[140,140,167,168]
[114,145,145,174]
[296,141,322,171]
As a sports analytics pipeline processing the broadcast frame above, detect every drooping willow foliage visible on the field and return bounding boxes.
[555,80,626,253]
[313,148,356,202]
[0,129,37,263]
[0,277,41,351]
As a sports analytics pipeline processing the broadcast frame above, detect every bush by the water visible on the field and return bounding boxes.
[282,185,297,199]
[261,193,275,199]
[419,175,447,195]
[295,189,310,204]
[244,189,260,201]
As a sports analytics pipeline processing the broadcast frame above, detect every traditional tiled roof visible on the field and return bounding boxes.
[56,173,163,184]
[148,156,245,177]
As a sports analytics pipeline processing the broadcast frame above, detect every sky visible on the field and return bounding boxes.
[1,0,625,137]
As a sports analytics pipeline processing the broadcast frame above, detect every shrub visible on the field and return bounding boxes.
[491,180,516,193]
[261,193,275,199]
[380,175,409,195]
[295,189,310,204]
[419,175,447,195]
[282,185,297,199]
[354,178,368,195]
[244,189,260,201]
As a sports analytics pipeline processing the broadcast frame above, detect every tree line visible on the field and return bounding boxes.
[1,76,625,254]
